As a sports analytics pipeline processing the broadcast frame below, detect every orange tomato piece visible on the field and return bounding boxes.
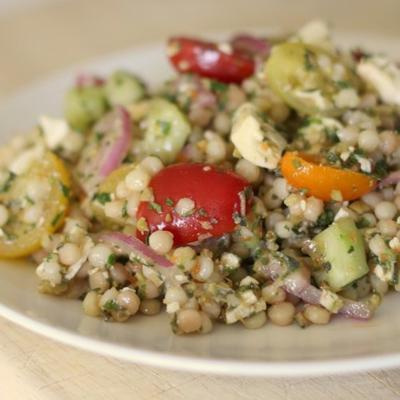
[280,151,376,201]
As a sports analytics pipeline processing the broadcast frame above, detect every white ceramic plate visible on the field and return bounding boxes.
[1,30,400,377]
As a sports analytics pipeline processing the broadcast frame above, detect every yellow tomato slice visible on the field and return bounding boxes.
[0,152,71,258]
[281,151,376,201]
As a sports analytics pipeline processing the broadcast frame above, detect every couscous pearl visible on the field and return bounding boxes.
[140,156,164,176]
[360,212,377,227]
[172,246,196,271]
[175,198,195,216]
[200,300,221,319]
[377,219,398,236]
[82,291,101,317]
[382,187,395,201]
[26,179,50,202]
[58,243,81,266]
[262,284,286,304]
[380,130,398,155]
[357,129,380,152]
[104,200,124,219]
[370,274,389,296]
[304,197,324,222]
[89,270,110,293]
[115,181,129,199]
[0,204,9,227]
[149,230,174,255]
[272,178,290,200]
[235,159,260,183]
[304,305,331,325]
[177,309,202,333]
[206,135,227,163]
[164,286,187,305]
[268,302,295,326]
[22,205,43,224]
[242,311,267,329]
[213,112,231,135]
[263,189,282,209]
[126,192,141,217]
[88,244,113,268]
[374,201,397,220]
[362,192,383,208]
[274,220,293,239]
[192,255,214,281]
[338,126,359,145]
[125,166,151,191]
[117,290,140,315]
[144,280,160,299]
[266,212,285,230]
[140,299,162,315]
[369,235,387,257]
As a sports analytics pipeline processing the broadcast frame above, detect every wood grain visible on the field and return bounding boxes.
[1,1,400,398]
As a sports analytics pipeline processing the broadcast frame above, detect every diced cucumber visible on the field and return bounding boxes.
[105,70,146,106]
[312,217,369,291]
[143,98,191,164]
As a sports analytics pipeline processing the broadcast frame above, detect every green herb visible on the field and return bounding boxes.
[93,192,111,205]
[25,195,34,205]
[102,299,119,312]
[158,120,172,135]
[301,116,322,127]
[60,181,71,198]
[347,245,355,254]
[373,158,389,179]
[198,207,208,217]
[292,158,302,170]
[292,222,303,235]
[210,80,228,93]
[122,200,128,218]
[51,211,63,227]
[335,80,351,89]
[0,171,16,194]
[165,197,174,207]
[316,209,335,229]
[304,49,315,71]
[95,132,104,142]
[149,202,162,213]
[325,151,339,165]
[106,253,116,268]
[324,127,340,143]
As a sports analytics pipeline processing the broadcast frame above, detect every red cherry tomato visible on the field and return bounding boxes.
[167,37,255,84]
[136,163,250,246]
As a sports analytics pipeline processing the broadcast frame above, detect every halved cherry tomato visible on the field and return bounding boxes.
[136,163,250,245]
[167,37,255,84]
[0,152,71,258]
[281,151,376,201]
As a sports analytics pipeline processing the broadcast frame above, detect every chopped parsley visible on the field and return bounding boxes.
[122,200,128,218]
[347,245,355,254]
[335,80,351,89]
[149,202,162,213]
[292,158,302,170]
[210,80,228,93]
[93,192,111,205]
[316,209,335,229]
[106,253,116,268]
[325,151,340,165]
[165,197,174,207]
[60,181,71,198]
[102,299,120,312]
[0,171,16,194]
[51,211,64,227]
[158,120,172,135]
[95,132,104,142]
[373,158,389,179]
[304,49,315,71]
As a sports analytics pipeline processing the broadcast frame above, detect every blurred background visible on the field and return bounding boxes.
[0,0,399,100]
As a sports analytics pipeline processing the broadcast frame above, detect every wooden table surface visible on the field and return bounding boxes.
[1,1,400,399]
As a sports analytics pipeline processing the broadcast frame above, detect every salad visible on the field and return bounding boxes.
[1,20,400,334]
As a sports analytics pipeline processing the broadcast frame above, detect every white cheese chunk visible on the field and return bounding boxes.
[39,115,70,150]
[230,103,286,169]
[357,56,400,106]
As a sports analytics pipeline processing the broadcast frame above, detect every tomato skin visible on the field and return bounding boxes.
[136,163,250,246]
[167,37,255,84]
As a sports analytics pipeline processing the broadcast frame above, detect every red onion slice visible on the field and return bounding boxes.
[230,34,270,58]
[76,73,105,88]
[379,170,400,189]
[262,261,373,320]
[76,106,132,194]
[99,231,182,288]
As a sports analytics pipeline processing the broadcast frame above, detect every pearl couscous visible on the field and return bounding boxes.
[0,21,400,335]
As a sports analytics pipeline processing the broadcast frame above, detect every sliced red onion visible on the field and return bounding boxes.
[379,170,400,189]
[99,231,182,287]
[230,34,270,58]
[262,261,373,320]
[76,106,132,194]
[76,73,105,88]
